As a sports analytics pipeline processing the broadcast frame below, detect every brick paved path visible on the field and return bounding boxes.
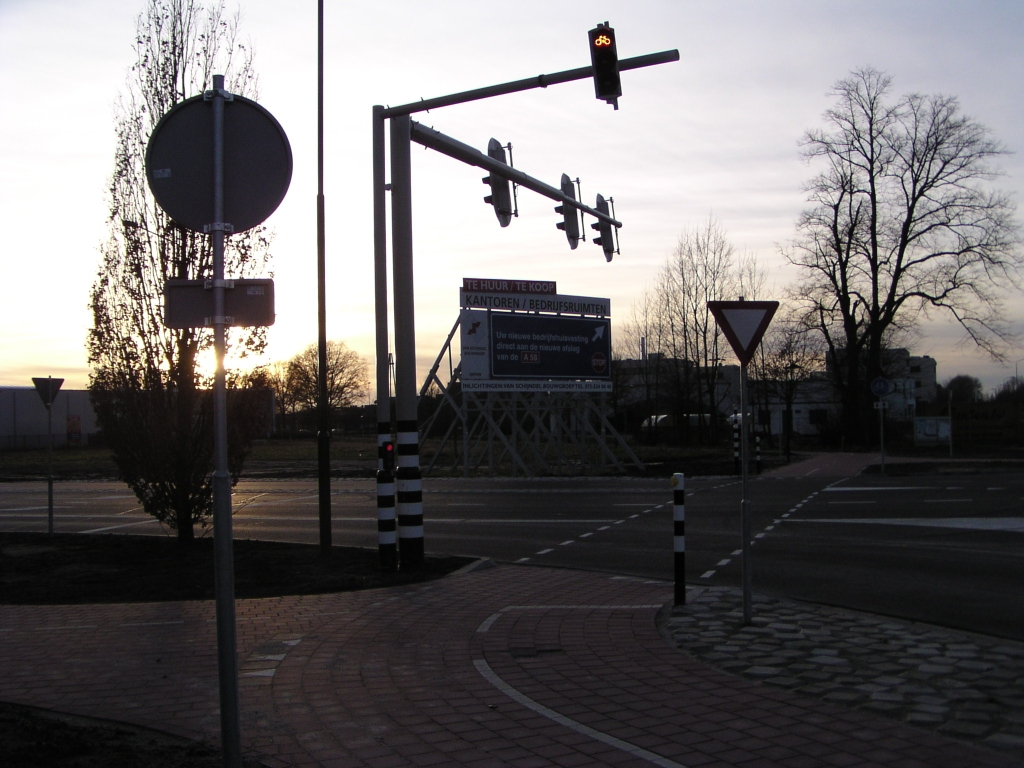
[1,565,1017,767]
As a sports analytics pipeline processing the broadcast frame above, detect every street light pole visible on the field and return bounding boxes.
[316,0,332,555]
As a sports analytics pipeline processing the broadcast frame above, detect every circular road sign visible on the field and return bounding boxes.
[870,377,892,397]
[145,93,292,233]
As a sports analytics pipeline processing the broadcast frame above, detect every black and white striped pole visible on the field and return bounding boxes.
[733,416,740,475]
[672,472,686,605]
[377,441,397,571]
[390,113,425,569]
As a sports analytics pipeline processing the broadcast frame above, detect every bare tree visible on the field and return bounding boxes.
[788,67,1022,444]
[667,217,738,441]
[88,0,271,542]
[287,341,369,425]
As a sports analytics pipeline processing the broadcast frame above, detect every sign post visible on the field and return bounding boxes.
[708,300,778,626]
[146,74,290,768]
[32,376,63,534]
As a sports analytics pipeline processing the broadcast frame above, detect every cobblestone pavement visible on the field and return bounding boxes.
[660,586,1024,761]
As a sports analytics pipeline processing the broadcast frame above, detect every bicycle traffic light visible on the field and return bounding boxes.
[554,173,580,249]
[591,193,616,262]
[482,138,514,227]
[588,22,621,109]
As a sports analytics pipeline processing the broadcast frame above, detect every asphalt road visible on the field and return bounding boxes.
[2,458,1022,640]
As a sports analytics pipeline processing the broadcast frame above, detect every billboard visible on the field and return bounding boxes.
[491,313,610,379]
[460,308,612,391]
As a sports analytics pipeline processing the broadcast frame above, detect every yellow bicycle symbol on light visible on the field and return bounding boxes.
[594,34,612,46]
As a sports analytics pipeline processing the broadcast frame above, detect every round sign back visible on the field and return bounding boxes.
[145,93,292,233]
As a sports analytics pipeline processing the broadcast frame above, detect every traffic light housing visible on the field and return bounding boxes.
[591,193,616,262]
[554,173,580,249]
[482,138,514,227]
[380,440,395,473]
[588,22,621,109]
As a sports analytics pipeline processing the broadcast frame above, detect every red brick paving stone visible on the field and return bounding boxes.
[2,566,1021,768]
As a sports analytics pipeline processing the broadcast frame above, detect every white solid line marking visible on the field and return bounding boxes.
[474,659,687,768]
[823,486,930,492]
[790,517,1024,532]
[988,487,1005,491]
[536,548,553,555]
[477,613,503,633]
[700,570,715,579]
[716,559,730,567]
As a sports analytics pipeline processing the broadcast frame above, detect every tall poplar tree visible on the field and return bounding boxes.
[88,0,271,542]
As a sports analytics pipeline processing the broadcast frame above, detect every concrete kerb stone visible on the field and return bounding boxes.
[658,585,1024,760]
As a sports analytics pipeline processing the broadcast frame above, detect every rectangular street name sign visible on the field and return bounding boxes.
[164,278,275,328]
[460,290,610,315]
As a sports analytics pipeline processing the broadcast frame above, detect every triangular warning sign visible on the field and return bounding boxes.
[707,301,779,366]
[32,377,64,408]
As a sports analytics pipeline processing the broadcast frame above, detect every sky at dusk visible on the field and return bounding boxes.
[2,0,1023,394]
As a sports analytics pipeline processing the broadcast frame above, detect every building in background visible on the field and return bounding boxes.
[0,387,100,449]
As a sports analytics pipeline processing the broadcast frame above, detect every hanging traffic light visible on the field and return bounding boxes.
[482,138,513,227]
[591,193,616,262]
[554,173,580,249]
[588,22,621,109]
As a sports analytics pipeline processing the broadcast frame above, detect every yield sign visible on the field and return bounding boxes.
[707,301,779,366]
[32,377,64,408]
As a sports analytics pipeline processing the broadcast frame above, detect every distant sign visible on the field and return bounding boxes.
[914,417,951,445]
[870,377,892,397]
[32,377,64,408]
[460,290,610,315]
[707,301,778,366]
[164,279,275,328]
[462,380,612,392]
[490,313,611,379]
[463,277,556,294]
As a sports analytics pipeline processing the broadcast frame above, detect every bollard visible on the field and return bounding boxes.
[732,419,740,475]
[376,439,397,572]
[672,473,685,605]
